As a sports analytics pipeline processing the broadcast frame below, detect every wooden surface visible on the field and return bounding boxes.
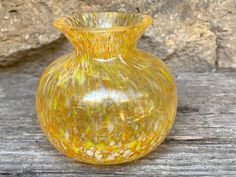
[0,71,235,176]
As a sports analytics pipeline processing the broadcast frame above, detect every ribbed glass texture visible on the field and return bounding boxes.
[36,12,177,165]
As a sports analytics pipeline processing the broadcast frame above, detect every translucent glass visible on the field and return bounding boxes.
[36,12,177,165]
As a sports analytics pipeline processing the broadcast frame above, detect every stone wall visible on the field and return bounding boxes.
[1,0,236,72]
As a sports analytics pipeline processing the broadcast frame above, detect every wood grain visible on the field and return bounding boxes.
[0,71,235,176]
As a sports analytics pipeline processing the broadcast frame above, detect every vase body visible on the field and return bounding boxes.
[36,12,177,165]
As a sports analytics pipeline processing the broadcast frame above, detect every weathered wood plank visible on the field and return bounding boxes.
[0,72,235,176]
[0,139,235,176]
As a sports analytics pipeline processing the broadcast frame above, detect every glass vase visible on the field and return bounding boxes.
[36,12,177,165]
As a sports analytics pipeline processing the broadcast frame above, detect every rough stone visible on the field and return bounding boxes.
[0,0,96,66]
[203,0,236,69]
[91,0,236,72]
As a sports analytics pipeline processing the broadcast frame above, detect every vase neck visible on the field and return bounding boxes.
[64,29,142,58]
[53,12,153,58]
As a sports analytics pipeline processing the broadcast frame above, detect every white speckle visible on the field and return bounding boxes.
[119,112,125,121]
[107,155,115,160]
[109,141,115,146]
[64,130,69,140]
[87,150,94,156]
[113,152,119,157]
[154,121,159,131]
[123,149,133,157]
[117,142,122,147]
[107,123,114,132]
[95,151,103,160]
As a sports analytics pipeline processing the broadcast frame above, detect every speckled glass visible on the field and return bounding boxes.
[36,12,177,165]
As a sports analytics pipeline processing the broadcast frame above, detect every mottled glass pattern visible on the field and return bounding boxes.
[36,12,177,165]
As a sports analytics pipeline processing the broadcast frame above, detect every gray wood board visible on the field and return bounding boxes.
[0,71,235,176]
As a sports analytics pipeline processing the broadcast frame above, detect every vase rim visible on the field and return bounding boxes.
[53,12,153,32]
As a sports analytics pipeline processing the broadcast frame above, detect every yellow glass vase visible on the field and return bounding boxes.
[36,12,177,165]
